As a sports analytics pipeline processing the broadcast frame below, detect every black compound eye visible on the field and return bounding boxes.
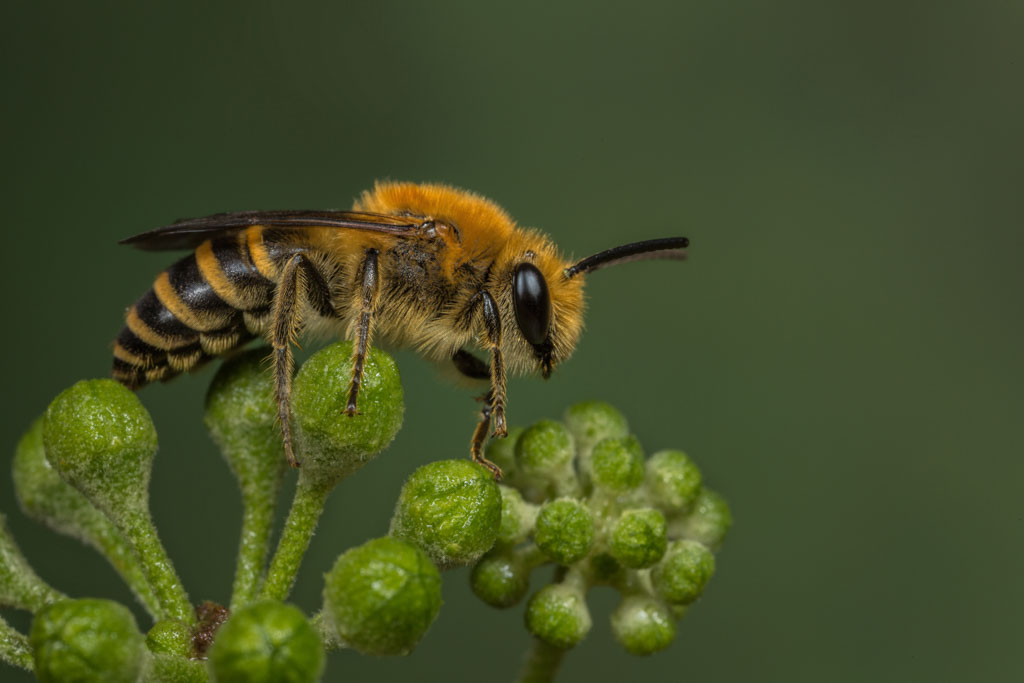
[512,263,551,346]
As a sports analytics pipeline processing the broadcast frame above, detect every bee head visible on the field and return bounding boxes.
[501,238,585,379]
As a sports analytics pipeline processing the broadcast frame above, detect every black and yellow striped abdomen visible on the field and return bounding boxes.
[112,228,281,388]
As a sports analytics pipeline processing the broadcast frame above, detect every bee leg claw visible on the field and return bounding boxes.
[474,455,503,480]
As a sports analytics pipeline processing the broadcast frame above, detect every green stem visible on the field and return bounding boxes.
[230,486,279,611]
[0,516,66,611]
[260,478,331,601]
[145,653,209,683]
[120,511,193,624]
[0,616,33,672]
[517,638,566,683]
[87,521,162,619]
[310,610,346,651]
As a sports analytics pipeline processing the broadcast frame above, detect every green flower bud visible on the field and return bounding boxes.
[496,485,535,546]
[679,489,732,551]
[13,418,159,618]
[390,460,501,568]
[145,619,193,657]
[146,620,208,683]
[31,598,144,683]
[587,553,626,587]
[470,550,529,608]
[205,350,290,610]
[148,655,208,683]
[208,601,323,683]
[609,508,667,569]
[1,513,65,611]
[533,499,594,566]
[651,540,715,605]
[43,380,192,623]
[563,401,628,458]
[610,595,676,655]
[524,583,591,649]
[292,341,404,487]
[485,426,523,480]
[204,348,287,490]
[42,379,157,520]
[646,450,702,511]
[589,436,645,491]
[515,420,575,483]
[323,537,441,656]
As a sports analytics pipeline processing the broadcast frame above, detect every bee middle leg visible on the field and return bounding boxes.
[345,248,380,416]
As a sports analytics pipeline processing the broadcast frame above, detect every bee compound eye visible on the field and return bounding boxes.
[512,263,551,347]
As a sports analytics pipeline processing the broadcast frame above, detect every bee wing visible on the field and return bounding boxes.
[119,210,423,251]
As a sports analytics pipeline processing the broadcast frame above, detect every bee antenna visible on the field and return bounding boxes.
[564,237,690,279]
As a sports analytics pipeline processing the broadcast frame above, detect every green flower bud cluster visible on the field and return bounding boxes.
[1,341,406,681]
[469,401,732,657]
[318,458,502,657]
[0,337,730,683]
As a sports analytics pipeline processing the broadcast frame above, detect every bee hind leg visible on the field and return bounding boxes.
[271,254,308,468]
[345,248,380,416]
[269,251,336,467]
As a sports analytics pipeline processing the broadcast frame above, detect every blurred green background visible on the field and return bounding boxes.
[2,1,1021,681]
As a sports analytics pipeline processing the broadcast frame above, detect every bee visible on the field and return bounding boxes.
[113,182,688,476]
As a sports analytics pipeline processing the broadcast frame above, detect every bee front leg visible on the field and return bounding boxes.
[478,292,508,439]
[464,291,507,479]
[452,349,501,479]
[271,254,309,468]
[345,248,380,416]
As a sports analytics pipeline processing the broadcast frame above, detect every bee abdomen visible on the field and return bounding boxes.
[113,233,274,389]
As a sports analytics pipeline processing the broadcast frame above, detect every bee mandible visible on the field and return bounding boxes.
[113,182,688,476]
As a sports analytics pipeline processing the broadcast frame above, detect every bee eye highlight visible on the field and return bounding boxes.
[512,263,551,347]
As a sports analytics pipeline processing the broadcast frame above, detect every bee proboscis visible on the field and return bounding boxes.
[113,182,688,476]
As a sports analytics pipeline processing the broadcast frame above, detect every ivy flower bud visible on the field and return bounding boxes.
[470,550,529,608]
[609,508,668,569]
[610,595,676,655]
[563,401,628,458]
[533,499,594,565]
[204,348,286,490]
[484,426,523,480]
[31,598,144,683]
[496,485,535,547]
[323,537,441,656]
[145,619,193,657]
[390,460,501,568]
[679,489,732,551]
[651,540,715,605]
[515,420,575,484]
[645,450,702,511]
[42,379,157,521]
[291,341,404,487]
[589,436,645,491]
[13,418,159,618]
[42,379,192,623]
[524,583,592,649]
[207,601,323,683]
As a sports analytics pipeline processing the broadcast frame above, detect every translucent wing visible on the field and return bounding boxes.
[119,210,424,251]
